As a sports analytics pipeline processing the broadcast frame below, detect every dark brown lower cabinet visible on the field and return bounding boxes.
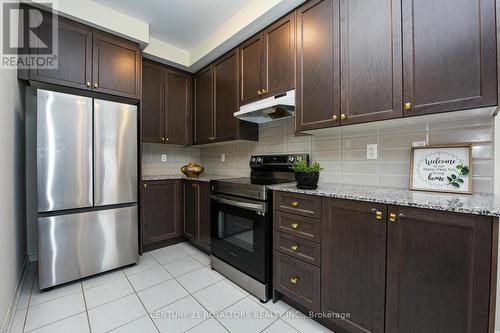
[141,180,182,251]
[385,206,493,333]
[183,181,210,252]
[322,198,387,333]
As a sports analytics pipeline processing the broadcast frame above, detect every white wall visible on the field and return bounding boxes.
[0,68,27,326]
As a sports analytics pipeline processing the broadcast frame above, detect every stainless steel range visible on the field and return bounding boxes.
[210,153,309,302]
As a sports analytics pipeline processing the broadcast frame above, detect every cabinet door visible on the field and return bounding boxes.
[214,50,238,141]
[165,69,192,145]
[31,14,92,90]
[386,206,492,333]
[183,182,198,240]
[295,0,340,131]
[197,182,211,252]
[194,66,214,144]
[322,198,387,333]
[402,0,497,116]
[239,34,263,105]
[262,13,295,97]
[92,32,141,99]
[340,0,402,125]
[141,61,164,143]
[141,181,181,246]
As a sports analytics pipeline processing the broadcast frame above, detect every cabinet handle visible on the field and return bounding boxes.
[143,183,147,189]
[262,89,267,94]
[291,223,298,229]
[371,208,383,220]
[389,213,397,223]
[290,277,299,284]
[161,137,165,142]
[166,137,169,142]
[405,102,412,110]
[291,244,299,251]
[86,81,91,87]
[341,114,347,120]
[291,201,299,207]
[257,90,262,95]
[332,115,338,121]
[93,83,98,89]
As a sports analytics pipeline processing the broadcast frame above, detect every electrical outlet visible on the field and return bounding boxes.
[221,153,226,162]
[161,154,167,163]
[367,144,378,160]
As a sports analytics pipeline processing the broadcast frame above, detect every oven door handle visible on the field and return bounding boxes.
[210,195,267,214]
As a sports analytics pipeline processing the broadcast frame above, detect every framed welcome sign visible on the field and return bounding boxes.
[409,145,472,194]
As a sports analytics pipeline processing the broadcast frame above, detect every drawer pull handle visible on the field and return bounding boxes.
[389,213,397,223]
[375,211,382,220]
[291,201,299,207]
[291,223,299,229]
[290,277,299,284]
[291,244,299,251]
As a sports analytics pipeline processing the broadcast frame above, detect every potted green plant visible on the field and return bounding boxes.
[290,160,323,189]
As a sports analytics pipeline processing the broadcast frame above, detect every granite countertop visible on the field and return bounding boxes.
[142,174,228,182]
[269,182,500,217]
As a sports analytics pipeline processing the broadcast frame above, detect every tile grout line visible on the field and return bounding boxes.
[21,266,37,333]
[79,281,94,333]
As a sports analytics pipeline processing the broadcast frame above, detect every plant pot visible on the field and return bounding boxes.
[295,171,320,189]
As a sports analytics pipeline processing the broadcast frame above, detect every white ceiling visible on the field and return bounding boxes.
[93,0,251,50]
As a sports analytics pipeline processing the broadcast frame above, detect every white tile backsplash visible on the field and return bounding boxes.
[142,115,495,194]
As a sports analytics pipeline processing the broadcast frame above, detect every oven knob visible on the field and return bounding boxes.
[296,156,302,162]
[256,157,262,163]
[250,157,256,163]
[288,156,295,163]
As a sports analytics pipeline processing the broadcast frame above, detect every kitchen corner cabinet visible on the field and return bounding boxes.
[273,193,495,333]
[402,0,497,116]
[183,181,210,252]
[239,13,295,106]
[141,60,192,145]
[141,180,182,251]
[21,6,141,99]
[194,51,258,145]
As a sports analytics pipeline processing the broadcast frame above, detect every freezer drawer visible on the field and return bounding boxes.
[94,99,138,206]
[37,90,93,212]
[38,206,138,289]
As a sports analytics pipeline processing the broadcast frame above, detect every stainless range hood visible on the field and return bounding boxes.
[234,89,295,124]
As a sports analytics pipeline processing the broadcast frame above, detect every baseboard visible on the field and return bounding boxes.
[0,258,29,333]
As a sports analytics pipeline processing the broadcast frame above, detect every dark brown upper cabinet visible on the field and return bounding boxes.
[92,32,141,99]
[194,52,258,145]
[322,198,387,333]
[141,180,182,251]
[239,13,295,106]
[295,0,340,131]
[142,60,164,143]
[402,0,497,116]
[214,50,239,141]
[141,60,192,145]
[19,6,141,100]
[385,206,492,333]
[194,66,214,145]
[30,14,92,90]
[339,0,403,125]
[164,69,192,145]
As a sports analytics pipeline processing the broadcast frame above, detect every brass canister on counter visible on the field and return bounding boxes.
[181,162,204,179]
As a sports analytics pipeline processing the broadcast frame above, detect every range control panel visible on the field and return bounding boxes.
[249,154,310,170]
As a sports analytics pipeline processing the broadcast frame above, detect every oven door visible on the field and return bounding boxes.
[210,194,269,283]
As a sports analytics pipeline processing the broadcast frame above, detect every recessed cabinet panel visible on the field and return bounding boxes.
[402,0,497,115]
[295,0,340,131]
[92,32,141,99]
[214,50,239,141]
[165,70,192,145]
[239,35,264,105]
[194,66,214,144]
[142,61,164,143]
[340,0,402,125]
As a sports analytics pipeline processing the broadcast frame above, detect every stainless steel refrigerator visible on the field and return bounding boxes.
[36,89,138,289]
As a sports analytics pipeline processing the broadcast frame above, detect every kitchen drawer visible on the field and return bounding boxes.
[274,211,321,242]
[274,251,320,312]
[274,192,322,219]
[274,232,321,266]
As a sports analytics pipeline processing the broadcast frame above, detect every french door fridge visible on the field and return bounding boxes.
[36,89,138,289]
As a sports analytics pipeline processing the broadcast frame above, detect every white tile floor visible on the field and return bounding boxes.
[10,242,334,333]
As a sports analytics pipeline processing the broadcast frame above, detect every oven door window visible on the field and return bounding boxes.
[211,198,267,283]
